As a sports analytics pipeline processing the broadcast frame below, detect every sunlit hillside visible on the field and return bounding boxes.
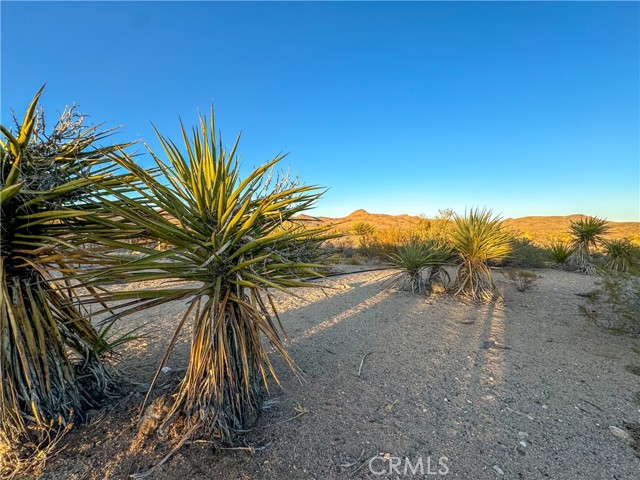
[302,210,640,245]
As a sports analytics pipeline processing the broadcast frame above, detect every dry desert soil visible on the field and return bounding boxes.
[40,266,640,480]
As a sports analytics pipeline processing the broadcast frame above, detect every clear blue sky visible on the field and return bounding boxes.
[2,1,639,221]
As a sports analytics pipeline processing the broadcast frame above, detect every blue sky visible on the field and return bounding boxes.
[2,1,639,221]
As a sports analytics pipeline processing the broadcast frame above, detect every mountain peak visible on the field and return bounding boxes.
[348,209,370,216]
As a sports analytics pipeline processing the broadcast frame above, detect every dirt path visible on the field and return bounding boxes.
[41,268,640,479]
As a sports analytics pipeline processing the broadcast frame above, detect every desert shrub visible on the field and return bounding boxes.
[502,268,540,292]
[502,237,548,268]
[579,275,640,333]
[0,89,129,475]
[604,239,636,272]
[450,208,512,301]
[388,240,451,294]
[85,109,330,468]
[549,242,574,265]
[568,216,609,274]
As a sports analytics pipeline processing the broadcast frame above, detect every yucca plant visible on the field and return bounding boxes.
[388,240,451,294]
[549,242,574,265]
[82,110,331,457]
[604,239,635,272]
[351,221,376,253]
[450,208,512,301]
[568,216,609,273]
[0,88,131,474]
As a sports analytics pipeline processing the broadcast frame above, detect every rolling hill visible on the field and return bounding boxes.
[301,210,640,244]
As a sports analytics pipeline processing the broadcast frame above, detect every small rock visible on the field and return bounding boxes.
[519,440,528,448]
[518,431,529,440]
[542,404,548,409]
[609,426,633,444]
[493,465,504,476]
[161,366,172,374]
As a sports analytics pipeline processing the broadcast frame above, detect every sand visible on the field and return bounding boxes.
[39,266,639,479]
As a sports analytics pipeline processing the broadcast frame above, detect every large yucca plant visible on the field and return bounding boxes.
[450,208,512,301]
[388,240,451,294]
[568,216,609,273]
[83,110,330,458]
[0,88,130,474]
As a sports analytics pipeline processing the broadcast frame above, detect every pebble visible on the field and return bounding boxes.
[161,366,172,374]
[493,465,504,476]
[609,426,633,444]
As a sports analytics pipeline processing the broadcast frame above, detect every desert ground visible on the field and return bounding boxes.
[40,266,639,479]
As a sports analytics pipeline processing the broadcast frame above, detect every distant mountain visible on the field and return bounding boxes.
[299,210,639,243]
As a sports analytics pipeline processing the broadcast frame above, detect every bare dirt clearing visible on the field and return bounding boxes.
[41,267,639,479]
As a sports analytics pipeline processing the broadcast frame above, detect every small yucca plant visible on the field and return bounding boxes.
[549,242,574,265]
[604,239,635,272]
[568,216,609,273]
[450,208,512,301]
[351,221,376,252]
[0,88,129,474]
[388,240,451,294]
[83,110,331,461]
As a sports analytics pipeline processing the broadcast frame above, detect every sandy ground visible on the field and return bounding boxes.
[39,266,640,480]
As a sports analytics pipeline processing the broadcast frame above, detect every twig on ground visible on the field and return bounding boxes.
[130,423,199,479]
[581,399,603,411]
[339,449,365,469]
[357,352,373,378]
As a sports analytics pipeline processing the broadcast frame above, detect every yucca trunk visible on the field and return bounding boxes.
[0,259,114,476]
[162,292,271,440]
[452,259,496,301]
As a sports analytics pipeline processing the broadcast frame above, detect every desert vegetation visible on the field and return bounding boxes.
[449,208,512,301]
[502,268,541,292]
[387,239,451,294]
[568,216,610,274]
[0,88,133,474]
[550,241,574,265]
[82,110,331,463]
[604,239,636,273]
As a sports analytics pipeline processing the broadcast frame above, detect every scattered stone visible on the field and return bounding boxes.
[493,465,504,476]
[610,426,633,445]
[161,366,172,374]
[518,431,529,440]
